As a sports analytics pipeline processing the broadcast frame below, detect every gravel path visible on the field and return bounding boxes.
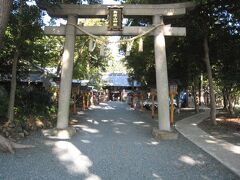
[0,102,238,180]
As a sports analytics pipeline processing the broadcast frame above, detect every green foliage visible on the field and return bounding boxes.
[235,105,240,115]
[122,36,156,87]
[37,35,65,71]
[122,0,240,95]
[211,30,240,92]
[72,35,109,88]
[14,86,57,126]
[71,19,110,88]
[0,1,45,76]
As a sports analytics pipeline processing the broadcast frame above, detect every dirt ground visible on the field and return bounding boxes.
[198,111,240,146]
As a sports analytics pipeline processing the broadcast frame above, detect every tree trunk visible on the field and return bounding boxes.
[7,50,19,122]
[226,90,235,115]
[0,0,12,46]
[193,84,199,113]
[7,0,23,122]
[203,36,217,125]
[186,90,189,107]
[199,74,203,105]
[222,88,228,110]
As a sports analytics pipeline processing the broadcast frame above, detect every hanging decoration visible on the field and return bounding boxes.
[138,37,143,52]
[68,23,164,56]
[88,38,96,52]
[100,44,105,56]
[126,40,134,56]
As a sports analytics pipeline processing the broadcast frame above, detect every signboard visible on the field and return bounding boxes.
[108,6,123,31]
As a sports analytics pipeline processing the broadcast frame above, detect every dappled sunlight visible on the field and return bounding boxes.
[74,125,100,134]
[71,119,78,123]
[52,141,101,179]
[113,127,124,134]
[102,105,116,110]
[146,140,159,146]
[77,111,85,115]
[85,174,101,180]
[42,129,73,140]
[200,134,215,139]
[89,105,102,110]
[233,132,240,136]
[133,121,145,125]
[114,130,123,134]
[221,142,240,155]
[44,140,55,146]
[227,145,240,154]
[211,133,234,138]
[179,155,204,166]
[205,140,217,144]
[152,173,162,179]
[87,119,99,125]
[133,121,151,128]
[113,122,126,126]
[101,119,114,123]
[88,103,117,110]
[127,107,136,111]
[181,107,195,111]
[98,103,108,106]
[81,140,91,144]
[203,135,240,155]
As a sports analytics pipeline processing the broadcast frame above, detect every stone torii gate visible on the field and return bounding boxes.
[42,2,194,136]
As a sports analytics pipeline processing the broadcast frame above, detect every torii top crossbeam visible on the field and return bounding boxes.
[40,2,195,18]
[43,2,195,37]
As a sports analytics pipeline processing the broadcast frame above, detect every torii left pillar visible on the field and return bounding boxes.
[57,15,77,129]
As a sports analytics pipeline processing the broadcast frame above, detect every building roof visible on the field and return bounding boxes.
[102,73,141,87]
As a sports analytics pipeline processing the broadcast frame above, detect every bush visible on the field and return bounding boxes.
[14,86,57,127]
[235,105,240,115]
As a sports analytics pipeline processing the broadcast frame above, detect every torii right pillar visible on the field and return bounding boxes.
[153,15,171,131]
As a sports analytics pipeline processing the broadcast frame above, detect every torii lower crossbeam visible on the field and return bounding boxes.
[44,25,186,36]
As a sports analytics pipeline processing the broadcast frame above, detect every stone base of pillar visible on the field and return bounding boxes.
[152,127,178,140]
[42,127,77,140]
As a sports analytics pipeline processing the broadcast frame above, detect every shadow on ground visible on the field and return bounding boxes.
[0,102,238,180]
